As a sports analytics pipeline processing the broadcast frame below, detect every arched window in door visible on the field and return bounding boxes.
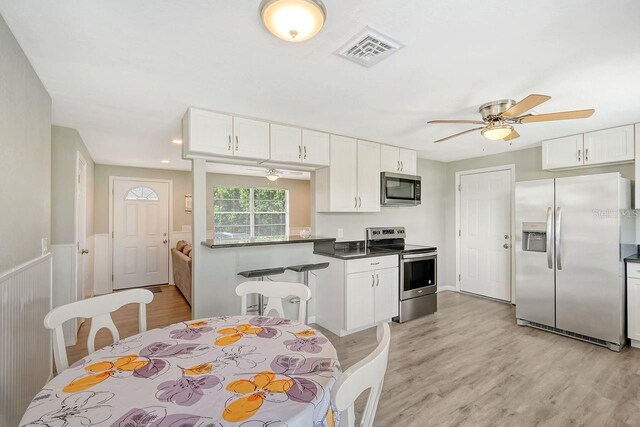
[125,186,159,201]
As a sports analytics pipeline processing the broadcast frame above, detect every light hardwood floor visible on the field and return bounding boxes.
[66,288,640,426]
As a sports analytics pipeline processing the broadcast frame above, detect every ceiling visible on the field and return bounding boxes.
[2,0,640,171]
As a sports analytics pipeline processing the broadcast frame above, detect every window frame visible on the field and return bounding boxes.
[213,186,290,238]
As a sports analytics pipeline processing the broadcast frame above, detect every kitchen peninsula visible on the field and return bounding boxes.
[193,235,336,319]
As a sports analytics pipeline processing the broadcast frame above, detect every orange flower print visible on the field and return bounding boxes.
[183,363,213,376]
[223,371,293,422]
[214,324,262,346]
[63,355,148,393]
[187,320,209,328]
[295,329,316,338]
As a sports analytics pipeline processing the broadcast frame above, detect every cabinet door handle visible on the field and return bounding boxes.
[228,135,232,151]
[358,197,362,208]
[304,146,307,160]
[354,197,358,208]
[577,149,581,163]
[299,145,302,159]
[585,148,589,162]
[376,274,380,287]
[371,274,375,287]
[397,161,400,171]
[401,161,404,171]
[235,135,239,151]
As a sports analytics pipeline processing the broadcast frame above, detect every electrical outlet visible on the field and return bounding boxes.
[41,237,48,255]
[337,228,344,238]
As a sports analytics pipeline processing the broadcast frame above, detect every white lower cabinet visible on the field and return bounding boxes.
[627,264,640,347]
[316,255,399,337]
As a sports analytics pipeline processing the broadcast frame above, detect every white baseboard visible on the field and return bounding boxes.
[437,285,457,293]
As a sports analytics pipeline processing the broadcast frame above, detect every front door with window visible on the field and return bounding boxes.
[113,179,170,289]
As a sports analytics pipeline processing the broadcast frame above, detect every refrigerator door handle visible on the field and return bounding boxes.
[546,207,553,269]
[555,206,563,270]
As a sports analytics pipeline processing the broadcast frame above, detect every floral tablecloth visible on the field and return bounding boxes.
[20,316,341,427]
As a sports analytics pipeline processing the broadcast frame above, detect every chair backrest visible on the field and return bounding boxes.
[331,323,391,427]
[236,281,311,322]
[44,289,154,373]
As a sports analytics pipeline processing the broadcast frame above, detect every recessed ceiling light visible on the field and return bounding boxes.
[260,0,326,43]
[172,139,182,145]
[161,160,171,164]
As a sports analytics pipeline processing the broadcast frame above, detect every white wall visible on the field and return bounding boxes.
[313,158,450,288]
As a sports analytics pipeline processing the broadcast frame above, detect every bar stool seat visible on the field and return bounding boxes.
[238,267,286,278]
[286,262,330,273]
[237,267,286,315]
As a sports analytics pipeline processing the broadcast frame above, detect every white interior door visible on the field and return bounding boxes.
[113,179,170,289]
[75,155,88,301]
[459,169,512,301]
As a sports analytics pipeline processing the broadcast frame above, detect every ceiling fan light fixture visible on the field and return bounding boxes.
[260,0,326,42]
[482,124,513,141]
[266,169,280,181]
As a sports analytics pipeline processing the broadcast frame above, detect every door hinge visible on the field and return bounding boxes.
[112,231,114,238]
[78,174,80,183]
[111,274,114,282]
[458,274,461,281]
[458,229,461,237]
[458,184,461,191]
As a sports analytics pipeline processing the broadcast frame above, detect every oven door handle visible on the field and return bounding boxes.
[402,253,437,260]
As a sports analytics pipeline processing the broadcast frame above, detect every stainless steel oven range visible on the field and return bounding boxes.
[365,227,437,323]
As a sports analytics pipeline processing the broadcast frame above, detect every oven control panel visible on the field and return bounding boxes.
[366,227,406,241]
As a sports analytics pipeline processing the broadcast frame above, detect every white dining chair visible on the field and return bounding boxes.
[236,281,311,322]
[44,288,154,373]
[331,322,391,427]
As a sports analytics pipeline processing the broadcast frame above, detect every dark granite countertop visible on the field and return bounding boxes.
[313,240,401,260]
[202,235,335,249]
[625,254,640,263]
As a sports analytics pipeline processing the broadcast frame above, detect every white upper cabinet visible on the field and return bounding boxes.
[380,145,400,173]
[270,124,302,163]
[399,148,417,175]
[542,124,635,171]
[583,125,634,166]
[302,129,330,166]
[357,140,381,212]
[380,145,417,175]
[233,117,270,160]
[182,108,233,157]
[328,135,358,212]
[542,135,584,170]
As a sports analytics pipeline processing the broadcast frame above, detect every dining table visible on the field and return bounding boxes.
[20,315,341,427]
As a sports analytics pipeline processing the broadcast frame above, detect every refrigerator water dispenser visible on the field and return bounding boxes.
[522,222,546,252]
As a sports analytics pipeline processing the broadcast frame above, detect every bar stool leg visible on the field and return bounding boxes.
[258,277,264,316]
[303,271,309,324]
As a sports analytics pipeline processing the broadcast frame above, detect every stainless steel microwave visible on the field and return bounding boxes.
[380,172,421,206]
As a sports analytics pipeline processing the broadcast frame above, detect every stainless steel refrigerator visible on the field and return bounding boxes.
[515,173,635,351]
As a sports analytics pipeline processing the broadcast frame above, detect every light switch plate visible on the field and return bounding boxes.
[42,237,48,255]
[337,228,344,238]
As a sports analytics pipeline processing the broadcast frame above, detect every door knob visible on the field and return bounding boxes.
[80,249,89,254]
[503,243,510,249]
[163,239,168,244]
[504,235,509,239]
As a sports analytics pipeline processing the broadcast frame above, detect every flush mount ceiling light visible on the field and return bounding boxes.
[481,123,514,141]
[260,0,326,42]
[266,169,281,181]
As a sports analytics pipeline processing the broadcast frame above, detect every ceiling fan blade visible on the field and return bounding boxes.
[433,127,485,143]
[428,119,485,125]
[518,109,595,123]
[504,129,520,141]
[502,94,552,118]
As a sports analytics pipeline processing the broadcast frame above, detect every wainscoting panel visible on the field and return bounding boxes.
[93,233,110,295]
[51,244,77,346]
[0,254,52,427]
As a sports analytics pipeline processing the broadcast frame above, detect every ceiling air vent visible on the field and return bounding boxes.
[336,26,404,68]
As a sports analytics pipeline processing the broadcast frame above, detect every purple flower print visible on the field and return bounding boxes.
[156,375,221,406]
[111,407,217,427]
[249,316,293,327]
[283,336,328,354]
[169,326,214,341]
